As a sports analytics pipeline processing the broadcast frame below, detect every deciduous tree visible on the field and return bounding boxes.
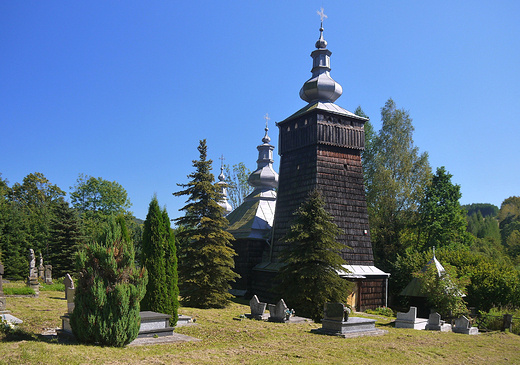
[363,98,431,270]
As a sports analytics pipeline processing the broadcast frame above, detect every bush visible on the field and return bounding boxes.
[478,307,520,335]
[70,239,148,347]
[365,306,395,317]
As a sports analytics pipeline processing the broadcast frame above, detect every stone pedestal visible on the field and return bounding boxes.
[0,296,6,312]
[138,311,175,338]
[27,277,39,297]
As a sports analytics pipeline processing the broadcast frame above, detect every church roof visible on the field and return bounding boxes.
[226,198,276,239]
[279,100,368,124]
[226,120,278,240]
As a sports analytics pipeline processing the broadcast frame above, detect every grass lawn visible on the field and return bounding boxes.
[1,284,519,364]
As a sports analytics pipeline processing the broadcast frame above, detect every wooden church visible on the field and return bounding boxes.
[224,18,389,311]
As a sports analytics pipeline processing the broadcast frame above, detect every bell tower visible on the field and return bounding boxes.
[270,15,374,266]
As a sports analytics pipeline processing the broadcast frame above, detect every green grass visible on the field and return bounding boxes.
[2,287,36,296]
[0,287,519,364]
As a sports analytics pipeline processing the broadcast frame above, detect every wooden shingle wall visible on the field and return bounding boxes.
[272,110,374,266]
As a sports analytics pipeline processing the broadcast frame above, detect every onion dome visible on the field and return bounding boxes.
[247,123,279,191]
[216,161,233,216]
[299,20,343,103]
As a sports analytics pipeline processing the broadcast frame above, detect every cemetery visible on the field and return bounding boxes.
[2,5,520,364]
[1,278,520,364]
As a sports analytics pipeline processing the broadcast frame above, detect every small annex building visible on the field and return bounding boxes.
[225,18,389,310]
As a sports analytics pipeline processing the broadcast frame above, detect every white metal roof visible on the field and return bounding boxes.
[337,264,390,279]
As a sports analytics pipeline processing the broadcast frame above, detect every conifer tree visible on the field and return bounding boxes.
[70,238,147,347]
[162,207,179,326]
[276,190,352,322]
[48,199,83,278]
[174,139,239,308]
[141,196,179,325]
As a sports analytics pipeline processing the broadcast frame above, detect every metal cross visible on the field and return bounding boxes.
[219,154,225,168]
[317,7,327,23]
[264,113,270,128]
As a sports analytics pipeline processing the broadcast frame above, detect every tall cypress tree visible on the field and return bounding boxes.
[276,190,352,322]
[174,139,239,308]
[162,207,179,326]
[141,196,179,325]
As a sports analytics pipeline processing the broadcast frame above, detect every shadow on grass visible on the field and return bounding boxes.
[1,328,77,345]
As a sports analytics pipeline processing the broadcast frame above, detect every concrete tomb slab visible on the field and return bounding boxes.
[312,303,388,338]
[395,306,428,330]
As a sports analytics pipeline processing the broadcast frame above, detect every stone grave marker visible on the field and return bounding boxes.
[248,295,267,320]
[38,254,45,280]
[324,302,345,321]
[26,249,39,296]
[268,299,288,322]
[394,306,428,330]
[312,302,386,338]
[425,312,452,332]
[452,315,478,335]
[44,265,52,285]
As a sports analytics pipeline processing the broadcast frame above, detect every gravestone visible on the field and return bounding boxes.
[247,295,267,320]
[268,299,289,322]
[323,302,345,321]
[394,306,428,330]
[425,312,452,332]
[312,303,387,338]
[44,265,52,285]
[64,274,74,300]
[38,254,45,280]
[452,315,478,335]
[26,249,39,296]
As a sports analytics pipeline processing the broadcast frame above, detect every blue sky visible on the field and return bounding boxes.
[1,1,519,220]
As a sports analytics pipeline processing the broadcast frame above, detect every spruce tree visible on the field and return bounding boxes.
[48,199,83,278]
[174,139,239,308]
[275,190,352,322]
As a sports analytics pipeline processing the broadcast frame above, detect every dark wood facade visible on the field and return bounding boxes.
[271,108,374,266]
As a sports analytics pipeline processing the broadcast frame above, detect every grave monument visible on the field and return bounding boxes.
[312,302,387,338]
